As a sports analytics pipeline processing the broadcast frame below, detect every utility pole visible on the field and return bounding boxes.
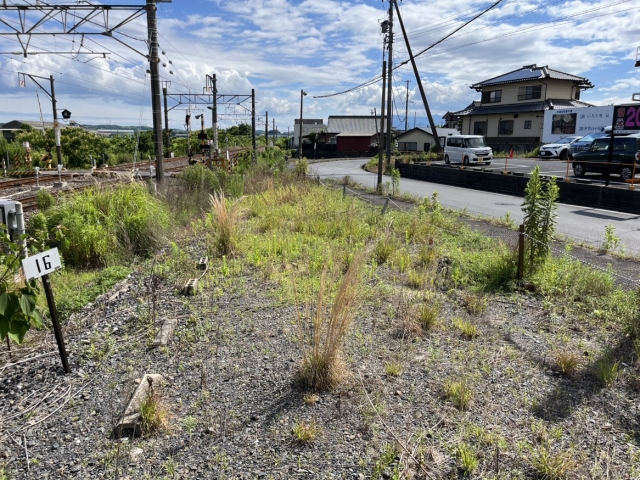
[404,80,411,132]
[265,111,269,147]
[212,74,218,154]
[385,1,394,168]
[251,89,256,164]
[299,89,307,159]
[378,60,387,190]
[161,81,171,154]
[394,0,440,149]
[273,119,276,145]
[49,76,62,166]
[146,0,164,182]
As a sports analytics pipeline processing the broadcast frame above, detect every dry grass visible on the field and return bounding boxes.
[140,387,170,435]
[416,298,441,332]
[462,292,487,315]
[552,350,581,377]
[292,420,320,443]
[303,393,320,405]
[297,251,365,390]
[529,446,576,480]
[208,192,244,257]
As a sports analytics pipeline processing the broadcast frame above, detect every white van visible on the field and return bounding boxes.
[444,135,493,166]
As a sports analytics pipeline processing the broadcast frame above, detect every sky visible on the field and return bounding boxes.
[0,0,639,133]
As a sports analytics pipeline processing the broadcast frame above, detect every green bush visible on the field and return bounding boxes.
[41,184,169,267]
[35,189,54,210]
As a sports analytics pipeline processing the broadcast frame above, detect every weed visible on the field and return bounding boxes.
[552,350,581,377]
[183,416,197,438]
[140,385,169,435]
[297,252,365,390]
[594,353,620,387]
[417,243,438,267]
[292,420,320,443]
[384,362,403,376]
[162,456,177,476]
[444,377,473,411]
[452,317,478,339]
[303,393,320,405]
[601,224,621,254]
[372,443,400,480]
[456,443,478,476]
[373,237,395,265]
[407,269,426,289]
[294,158,308,176]
[207,191,244,257]
[529,445,575,480]
[462,292,487,315]
[35,188,55,210]
[416,299,440,332]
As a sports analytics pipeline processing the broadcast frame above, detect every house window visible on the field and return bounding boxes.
[473,121,487,135]
[398,142,417,151]
[499,120,514,135]
[517,86,542,101]
[524,120,532,129]
[481,90,502,103]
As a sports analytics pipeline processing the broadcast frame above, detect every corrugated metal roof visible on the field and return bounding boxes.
[454,99,594,116]
[396,127,460,140]
[471,65,593,90]
[327,116,387,134]
[336,131,377,137]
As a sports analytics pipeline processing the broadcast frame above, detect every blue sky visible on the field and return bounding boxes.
[1,0,639,132]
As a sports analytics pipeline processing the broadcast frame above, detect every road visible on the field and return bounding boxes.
[311,159,640,256]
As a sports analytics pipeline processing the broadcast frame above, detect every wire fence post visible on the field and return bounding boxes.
[343,183,346,198]
[381,197,390,215]
[317,175,320,186]
[517,224,525,281]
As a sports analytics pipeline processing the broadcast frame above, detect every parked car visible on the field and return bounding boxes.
[444,135,492,165]
[538,136,582,160]
[572,135,640,180]
[569,132,609,157]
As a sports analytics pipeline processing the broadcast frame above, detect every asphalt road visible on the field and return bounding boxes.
[311,158,640,256]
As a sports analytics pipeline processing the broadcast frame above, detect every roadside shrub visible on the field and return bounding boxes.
[35,189,54,210]
[41,184,169,267]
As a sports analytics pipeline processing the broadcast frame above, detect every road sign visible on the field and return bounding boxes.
[21,248,62,281]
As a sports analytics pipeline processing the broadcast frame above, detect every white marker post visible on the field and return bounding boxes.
[21,248,69,373]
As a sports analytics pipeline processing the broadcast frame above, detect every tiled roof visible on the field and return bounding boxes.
[396,127,460,139]
[453,99,594,117]
[327,116,388,134]
[471,64,593,90]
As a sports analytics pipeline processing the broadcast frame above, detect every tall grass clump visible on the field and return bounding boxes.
[206,192,244,257]
[297,252,365,390]
[36,183,169,267]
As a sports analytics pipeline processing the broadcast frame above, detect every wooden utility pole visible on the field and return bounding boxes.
[393,0,440,150]
[385,1,394,167]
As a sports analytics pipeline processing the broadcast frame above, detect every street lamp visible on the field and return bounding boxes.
[299,89,307,160]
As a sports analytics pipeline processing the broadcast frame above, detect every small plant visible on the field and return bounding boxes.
[417,242,437,267]
[183,416,197,438]
[444,377,473,410]
[529,445,575,480]
[594,353,620,386]
[139,385,169,435]
[294,158,308,176]
[390,168,400,195]
[452,317,478,339]
[416,300,440,331]
[372,443,400,480]
[384,361,403,377]
[552,350,581,377]
[456,443,478,476]
[292,419,320,443]
[462,292,487,315]
[373,237,395,265]
[601,224,621,253]
[207,192,244,257]
[407,269,426,289]
[35,188,55,210]
[303,393,320,405]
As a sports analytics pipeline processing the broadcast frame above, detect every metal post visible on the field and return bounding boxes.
[378,60,387,191]
[42,274,70,374]
[251,88,256,164]
[212,74,218,154]
[49,75,62,167]
[5,151,8,173]
[146,0,164,182]
[517,224,525,281]
[35,167,39,187]
[385,1,394,169]
[14,202,26,257]
[162,86,170,153]
[299,89,306,160]
[404,79,410,133]
[2,158,6,178]
[265,111,269,148]
[382,197,390,215]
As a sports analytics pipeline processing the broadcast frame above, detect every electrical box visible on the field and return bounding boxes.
[0,200,19,240]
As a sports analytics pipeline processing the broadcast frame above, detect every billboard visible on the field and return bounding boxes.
[612,105,640,135]
[542,106,613,143]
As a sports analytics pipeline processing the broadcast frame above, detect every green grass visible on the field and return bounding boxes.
[444,377,473,410]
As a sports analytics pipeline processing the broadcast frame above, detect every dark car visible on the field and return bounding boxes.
[572,135,640,180]
[569,132,609,157]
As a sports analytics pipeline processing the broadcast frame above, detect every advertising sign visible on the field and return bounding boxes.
[542,106,614,143]
[612,105,640,135]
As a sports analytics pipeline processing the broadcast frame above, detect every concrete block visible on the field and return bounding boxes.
[53,181,67,188]
[153,317,177,347]
[182,278,198,295]
[113,374,163,437]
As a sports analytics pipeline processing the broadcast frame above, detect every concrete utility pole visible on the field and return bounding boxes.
[404,79,411,132]
[49,75,63,166]
[265,111,269,147]
[299,89,307,159]
[251,89,256,164]
[146,0,164,181]
[378,60,387,190]
[394,0,440,149]
[385,1,394,168]
[212,74,218,154]
[273,119,276,145]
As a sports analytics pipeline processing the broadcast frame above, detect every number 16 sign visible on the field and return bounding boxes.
[21,248,70,373]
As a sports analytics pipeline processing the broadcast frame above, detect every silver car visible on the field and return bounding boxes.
[538,136,582,160]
